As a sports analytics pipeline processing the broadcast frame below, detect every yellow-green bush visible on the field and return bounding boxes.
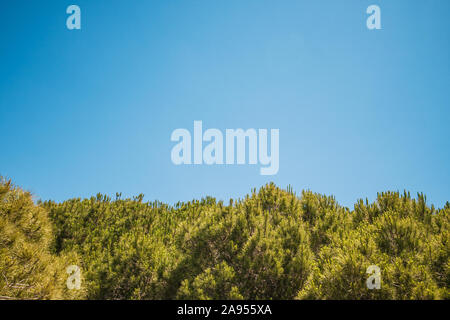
[1,177,448,299]
[0,178,84,299]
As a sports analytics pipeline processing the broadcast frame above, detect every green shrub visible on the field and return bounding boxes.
[1,178,448,300]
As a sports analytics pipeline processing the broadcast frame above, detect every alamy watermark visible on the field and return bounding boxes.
[65,4,380,31]
[367,5,381,30]
[366,265,381,290]
[171,121,279,175]
[66,265,81,290]
[66,5,81,30]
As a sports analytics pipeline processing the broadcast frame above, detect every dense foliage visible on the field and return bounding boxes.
[1,178,448,299]
[0,178,82,299]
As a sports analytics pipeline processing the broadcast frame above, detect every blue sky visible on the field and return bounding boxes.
[1,0,449,208]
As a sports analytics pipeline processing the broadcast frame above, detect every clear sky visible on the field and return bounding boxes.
[1,0,449,208]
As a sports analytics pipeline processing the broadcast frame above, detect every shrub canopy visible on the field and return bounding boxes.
[1,178,448,299]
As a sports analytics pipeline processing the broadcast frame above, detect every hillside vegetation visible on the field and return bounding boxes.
[1,178,448,299]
